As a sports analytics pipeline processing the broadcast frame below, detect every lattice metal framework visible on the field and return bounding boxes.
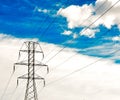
[14,41,49,100]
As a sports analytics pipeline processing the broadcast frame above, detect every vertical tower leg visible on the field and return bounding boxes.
[14,41,49,100]
[24,42,38,100]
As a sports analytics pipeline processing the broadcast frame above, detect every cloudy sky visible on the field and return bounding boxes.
[0,0,120,100]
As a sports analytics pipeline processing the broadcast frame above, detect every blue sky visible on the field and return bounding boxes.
[0,0,120,63]
[1,1,120,100]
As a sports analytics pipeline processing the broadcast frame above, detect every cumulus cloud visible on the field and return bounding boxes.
[57,0,120,38]
[57,4,94,29]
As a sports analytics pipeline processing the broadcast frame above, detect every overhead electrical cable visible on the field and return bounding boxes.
[37,0,69,38]
[48,23,120,73]
[0,73,14,100]
[42,0,120,65]
[36,28,117,74]
[45,47,120,87]
[44,0,108,59]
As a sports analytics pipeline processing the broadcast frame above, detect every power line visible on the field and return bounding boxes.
[17,79,46,100]
[36,0,120,92]
[43,0,120,65]
[45,47,66,63]
[15,1,68,42]
[25,0,70,61]
[46,29,109,71]
[46,58,101,86]
[44,0,108,59]
[10,79,27,100]
[45,47,120,87]
[14,84,25,100]
[80,0,120,35]
[79,0,108,26]
[6,1,120,99]
[13,41,48,100]
[37,28,114,73]
[0,73,14,100]
[23,0,69,40]
[48,22,120,73]
[37,0,69,39]
[11,80,29,100]
[45,23,120,77]
[23,0,69,54]
[9,86,18,100]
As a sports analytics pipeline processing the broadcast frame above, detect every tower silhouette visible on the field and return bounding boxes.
[14,41,49,100]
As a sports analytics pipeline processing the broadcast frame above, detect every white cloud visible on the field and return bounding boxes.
[105,35,120,42]
[62,30,72,35]
[80,42,120,62]
[112,36,120,41]
[1,34,120,100]
[61,30,78,39]
[73,33,78,39]
[80,28,100,38]
[37,8,49,13]
[57,4,94,29]
[57,0,120,38]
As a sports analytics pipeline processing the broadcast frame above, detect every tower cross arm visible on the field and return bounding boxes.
[20,50,43,53]
[13,41,48,100]
[17,74,46,86]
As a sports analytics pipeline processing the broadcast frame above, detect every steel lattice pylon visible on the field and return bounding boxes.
[14,41,49,100]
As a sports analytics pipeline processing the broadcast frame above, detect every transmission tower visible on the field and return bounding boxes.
[13,41,49,100]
